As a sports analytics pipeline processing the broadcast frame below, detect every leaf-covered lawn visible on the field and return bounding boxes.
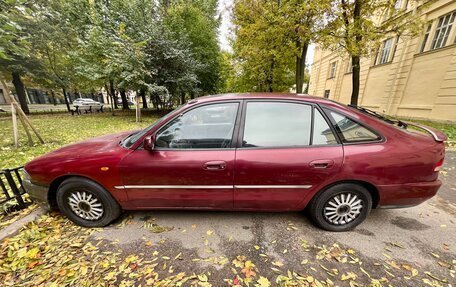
[0,112,155,170]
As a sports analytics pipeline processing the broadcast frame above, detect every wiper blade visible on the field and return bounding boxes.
[348,104,398,125]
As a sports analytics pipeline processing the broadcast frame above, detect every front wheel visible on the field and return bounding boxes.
[56,178,121,227]
[308,183,372,232]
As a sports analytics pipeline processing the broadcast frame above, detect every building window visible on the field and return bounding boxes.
[346,60,352,73]
[431,12,456,50]
[324,90,330,98]
[420,23,432,53]
[328,62,337,79]
[378,38,394,64]
[346,59,362,73]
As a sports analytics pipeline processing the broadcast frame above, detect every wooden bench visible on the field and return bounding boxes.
[70,105,103,115]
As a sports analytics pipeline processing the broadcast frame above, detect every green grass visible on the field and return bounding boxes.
[0,111,157,169]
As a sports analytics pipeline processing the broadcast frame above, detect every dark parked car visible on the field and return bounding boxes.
[23,93,446,231]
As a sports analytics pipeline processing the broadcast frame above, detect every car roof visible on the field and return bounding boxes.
[192,93,341,106]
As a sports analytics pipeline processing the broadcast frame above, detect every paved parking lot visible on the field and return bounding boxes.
[87,151,456,286]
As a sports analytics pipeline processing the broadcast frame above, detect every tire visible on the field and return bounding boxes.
[308,183,372,232]
[56,177,121,227]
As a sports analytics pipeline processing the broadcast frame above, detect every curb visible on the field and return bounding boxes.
[0,208,47,241]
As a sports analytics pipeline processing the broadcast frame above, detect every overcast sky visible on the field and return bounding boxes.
[217,0,315,66]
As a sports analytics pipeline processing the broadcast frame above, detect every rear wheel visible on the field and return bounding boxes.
[308,183,372,231]
[56,178,121,227]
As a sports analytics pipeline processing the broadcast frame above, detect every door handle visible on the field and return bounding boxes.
[309,160,334,169]
[203,161,227,170]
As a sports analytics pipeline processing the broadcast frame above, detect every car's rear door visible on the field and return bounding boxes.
[233,100,344,210]
[119,101,241,209]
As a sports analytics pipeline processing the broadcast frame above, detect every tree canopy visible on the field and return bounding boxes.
[229,0,423,102]
[0,0,224,112]
[320,0,423,105]
[1,0,425,110]
[230,0,329,93]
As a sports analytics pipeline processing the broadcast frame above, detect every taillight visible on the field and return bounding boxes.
[434,158,444,172]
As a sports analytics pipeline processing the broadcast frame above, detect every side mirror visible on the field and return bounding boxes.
[143,135,155,151]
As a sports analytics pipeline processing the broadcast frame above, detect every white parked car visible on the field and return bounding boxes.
[73,98,103,110]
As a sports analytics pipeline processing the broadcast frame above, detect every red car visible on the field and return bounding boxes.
[24,93,446,231]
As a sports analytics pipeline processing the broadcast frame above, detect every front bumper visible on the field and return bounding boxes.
[23,177,51,209]
[377,179,442,208]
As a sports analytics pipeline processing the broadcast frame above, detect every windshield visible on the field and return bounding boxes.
[121,105,185,148]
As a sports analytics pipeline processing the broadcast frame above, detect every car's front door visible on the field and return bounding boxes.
[119,102,240,208]
[234,101,344,210]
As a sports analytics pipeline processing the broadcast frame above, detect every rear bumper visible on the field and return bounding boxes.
[377,180,442,208]
[23,178,51,209]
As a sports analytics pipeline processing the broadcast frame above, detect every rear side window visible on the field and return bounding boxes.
[313,109,337,145]
[325,109,381,143]
[242,102,311,147]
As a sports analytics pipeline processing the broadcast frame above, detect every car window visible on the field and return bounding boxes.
[242,102,311,147]
[155,103,239,149]
[313,109,337,145]
[326,110,381,143]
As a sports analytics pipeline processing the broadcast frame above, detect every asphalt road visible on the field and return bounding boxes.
[89,151,456,286]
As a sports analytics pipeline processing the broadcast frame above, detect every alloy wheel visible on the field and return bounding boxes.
[323,193,363,225]
[68,191,104,220]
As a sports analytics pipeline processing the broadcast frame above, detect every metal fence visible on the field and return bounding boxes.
[0,167,31,214]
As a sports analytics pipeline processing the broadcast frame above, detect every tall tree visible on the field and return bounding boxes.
[232,0,328,93]
[1,0,224,113]
[232,0,295,92]
[321,0,423,105]
[24,0,88,112]
[0,0,41,114]
[164,0,222,96]
[276,0,329,93]
[144,30,200,105]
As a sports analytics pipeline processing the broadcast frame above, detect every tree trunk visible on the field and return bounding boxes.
[295,42,308,94]
[105,83,115,116]
[151,93,161,111]
[120,89,129,110]
[140,89,147,109]
[180,92,185,105]
[350,0,362,106]
[350,55,361,106]
[110,80,118,109]
[151,94,157,110]
[11,72,29,114]
[51,90,57,105]
[62,88,71,111]
[266,59,275,92]
[190,91,195,99]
